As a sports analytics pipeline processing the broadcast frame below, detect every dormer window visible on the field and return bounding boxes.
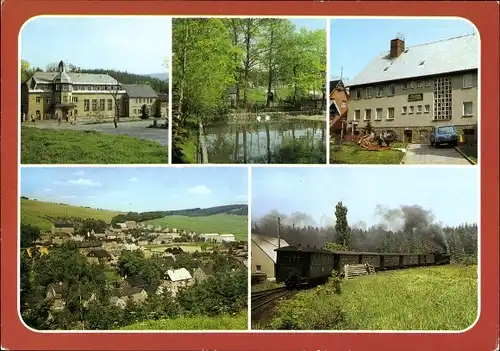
[55,84,60,91]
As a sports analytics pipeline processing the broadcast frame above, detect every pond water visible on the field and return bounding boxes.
[201,118,326,164]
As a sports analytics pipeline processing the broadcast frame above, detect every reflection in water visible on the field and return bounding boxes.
[203,119,326,164]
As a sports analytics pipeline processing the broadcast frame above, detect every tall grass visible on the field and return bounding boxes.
[268,265,478,330]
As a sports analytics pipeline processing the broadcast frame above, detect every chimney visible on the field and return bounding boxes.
[390,38,405,58]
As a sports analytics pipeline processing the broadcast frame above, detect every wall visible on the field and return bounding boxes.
[251,241,276,278]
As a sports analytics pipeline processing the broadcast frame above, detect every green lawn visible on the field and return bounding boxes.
[456,144,478,164]
[20,199,121,231]
[268,265,477,330]
[21,127,168,164]
[118,311,248,330]
[330,141,405,164]
[241,87,293,103]
[147,214,248,240]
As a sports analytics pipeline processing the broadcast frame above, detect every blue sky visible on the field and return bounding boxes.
[251,167,479,227]
[20,16,171,74]
[21,167,248,212]
[329,18,477,80]
[290,18,326,31]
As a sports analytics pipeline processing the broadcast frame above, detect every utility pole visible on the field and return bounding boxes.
[277,217,281,248]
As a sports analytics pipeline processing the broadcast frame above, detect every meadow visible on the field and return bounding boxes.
[266,265,478,330]
[21,128,168,164]
[118,311,248,330]
[21,199,121,231]
[330,141,406,164]
[147,214,248,240]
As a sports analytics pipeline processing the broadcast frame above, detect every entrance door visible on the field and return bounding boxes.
[404,130,413,143]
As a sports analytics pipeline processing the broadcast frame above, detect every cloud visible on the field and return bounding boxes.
[86,195,97,199]
[127,177,139,182]
[73,170,85,176]
[235,194,247,200]
[67,178,100,187]
[188,185,211,195]
[44,188,52,192]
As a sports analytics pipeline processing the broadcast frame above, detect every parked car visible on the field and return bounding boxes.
[430,125,458,147]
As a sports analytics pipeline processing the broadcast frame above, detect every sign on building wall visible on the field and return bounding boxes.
[408,93,424,102]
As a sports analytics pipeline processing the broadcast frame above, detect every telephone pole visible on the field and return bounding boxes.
[277,217,281,248]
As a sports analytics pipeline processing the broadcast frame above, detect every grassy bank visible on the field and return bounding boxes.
[118,311,247,330]
[22,127,168,164]
[20,199,121,231]
[330,141,406,164]
[268,265,477,330]
[147,214,248,240]
[456,144,478,164]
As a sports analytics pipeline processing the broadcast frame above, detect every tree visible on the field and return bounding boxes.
[241,19,263,106]
[140,104,149,119]
[335,201,351,249]
[20,223,41,248]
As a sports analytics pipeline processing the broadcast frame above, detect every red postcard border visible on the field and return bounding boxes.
[1,1,499,350]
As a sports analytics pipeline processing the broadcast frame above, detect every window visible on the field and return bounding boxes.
[256,265,262,272]
[354,110,360,120]
[62,85,69,92]
[46,97,51,104]
[133,109,137,115]
[375,108,383,120]
[87,86,92,91]
[416,105,422,114]
[55,96,60,103]
[424,104,430,113]
[107,99,113,110]
[99,99,105,111]
[387,107,395,120]
[463,74,473,88]
[417,81,423,88]
[463,101,473,116]
[355,90,361,99]
[135,99,139,104]
[72,96,78,103]
[36,97,40,103]
[403,82,409,90]
[425,80,431,87]
[402,106,408,114]
[63,96,68,103]
[389,84,396,96]
[364,109,371,120]
[377,86,384,97]
[36,110,40,117]
[84,99,90,111]
[68,85,73,92]
[74,110,78,116]
[92,99,98,111]
[55,84,60,91]
[409,106,415,114]
[366,87,372,98]
[410,81,415,89]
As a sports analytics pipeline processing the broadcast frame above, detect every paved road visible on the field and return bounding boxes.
[401,144,471,165]
[28,120,168,146]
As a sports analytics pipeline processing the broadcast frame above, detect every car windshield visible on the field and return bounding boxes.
[438,126,455,134]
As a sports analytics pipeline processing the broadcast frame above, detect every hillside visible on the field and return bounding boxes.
[20,198,122,231]
[147,214,248,239]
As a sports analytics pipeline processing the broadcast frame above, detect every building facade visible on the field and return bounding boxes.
[251,233,289,279]
[329,79,349,137]
[346,34,478,143]
[21,61,167,121]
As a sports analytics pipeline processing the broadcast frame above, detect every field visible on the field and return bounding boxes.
[21,199,121,231]
[118,311,247,330]
[267,265,477,330]
[21,128,168,164]
[147,214,248,240]
[330,142,406,164]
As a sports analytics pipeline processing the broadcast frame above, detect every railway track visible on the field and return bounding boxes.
[251,287,288,311]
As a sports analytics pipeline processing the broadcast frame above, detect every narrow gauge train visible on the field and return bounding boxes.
[274,245,451,287]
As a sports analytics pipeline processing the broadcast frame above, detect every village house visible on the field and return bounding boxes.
[70,234,85,242]
[162,268,194,297]
[51,222,74,235]
[346,34,478,143]
[87,249,114,265]
[200,233,220,242]
[123,221,138,229]
[21,61,165,121]
[219,234,236,243]
[46,282,66,311]
[330,79,350,138]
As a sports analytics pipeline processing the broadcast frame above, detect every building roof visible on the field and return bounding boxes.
[166,268,192,282]
[220,234,235,237]
[251,233,289,264]
[123,84,158,98]
[348,34,479,87]
[30,71,119,85]
[276,245,334,254]
[329,79,342,92]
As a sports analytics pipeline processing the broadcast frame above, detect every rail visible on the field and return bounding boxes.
[251,287,288,311]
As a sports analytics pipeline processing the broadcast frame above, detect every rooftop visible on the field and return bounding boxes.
[122,84,158,98]
[30,71,119,85]
[166,268,192,282]
[348,34,478,87]
[251,233,289,263]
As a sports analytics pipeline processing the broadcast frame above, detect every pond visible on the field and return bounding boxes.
[200,118,326,164]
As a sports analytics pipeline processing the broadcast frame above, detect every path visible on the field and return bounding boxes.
[401,144,471,165]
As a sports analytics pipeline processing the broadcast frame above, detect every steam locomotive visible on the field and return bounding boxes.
[274,245,451,287]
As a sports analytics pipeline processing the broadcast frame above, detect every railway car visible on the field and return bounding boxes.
[275,246,334,286]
